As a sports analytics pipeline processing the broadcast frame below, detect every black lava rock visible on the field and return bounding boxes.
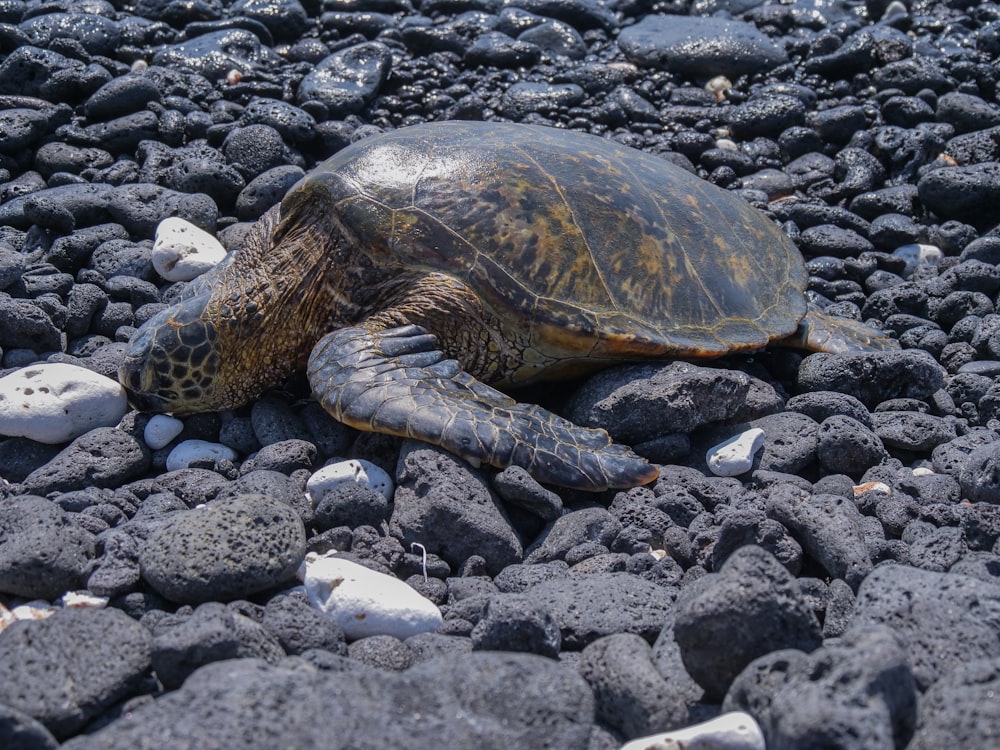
[673,545,822,701]
[0,608,152,740]
[0,494,95,598]
[138,493,306,604]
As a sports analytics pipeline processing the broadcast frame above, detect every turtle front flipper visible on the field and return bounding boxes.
[307,324,657,491]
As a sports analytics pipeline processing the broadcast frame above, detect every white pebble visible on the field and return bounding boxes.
[0,363,128,444]
[853,480,893,496]
[299,553,443,640]
[705,75,732,99]
[151,217,227,282]
[306,458,394,504]
[706,428,765,477]
[58,591,109,609]
[911,466,935,477]
[0,600,55,634]
[144,414,185,450]
[620,711,766,750]
[893,243,942,277]
[165,439,237,471]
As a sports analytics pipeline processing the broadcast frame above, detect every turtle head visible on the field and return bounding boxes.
[119,201,353,415]
[118,294,228,414]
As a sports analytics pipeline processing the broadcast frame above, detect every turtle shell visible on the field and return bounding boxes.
[288,121,808,359]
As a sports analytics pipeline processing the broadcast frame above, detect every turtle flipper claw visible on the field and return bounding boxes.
[307,325,656,491]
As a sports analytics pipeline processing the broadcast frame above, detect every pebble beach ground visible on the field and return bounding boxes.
[1,0,1000,747]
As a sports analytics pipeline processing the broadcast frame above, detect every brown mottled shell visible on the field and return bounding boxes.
[288,121,808,358]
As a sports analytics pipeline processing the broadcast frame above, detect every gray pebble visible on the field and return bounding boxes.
[816,414,888,476]
[0,702,59,750]
[391,441,522,575]
[83,73,162,120]
[0,608,151,740]
[240,97,317,145]
[0,46,111,103]
[151,601,285,688]
[297,41,392,117]
[932,428,998,477]
[767,484,873,590]
[239,438,316,475]
[523,573,675,651]
[568,361,750,444]
[918,162,1000,228]
[492,464,563,520]
[235,164,304,221]
[908,526,967,571]
[107,183,218,237]
[578,632,687,738]
[909,656,1000,750]
[524,506,621,564]
[493,560,569,593]
[0,295,62,351]
[60,652,594,749]
[313,480,390,530]
[223,124,299,181]
[87,527,141,597]
[724,625,916,750]
[498,81,584,119]
[786,390,874,429]
[0,494,95,598]
[230,0,309,42]
[712,506,802,574]
[470,593,561,657]
[850,564,1000,689]
[958,439,1000,502]
[872,410,957,452]
[673,545,821,700]
[465,32,541,69]
[250,395,310,445]
[138,493,306,604]
[618,15,787,78]
[151,29,282,80]
[17,427,150,496]
[751,411,820,474]
[260,591,347,656]
[348,634,414,671]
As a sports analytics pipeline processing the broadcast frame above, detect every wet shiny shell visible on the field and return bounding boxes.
[287,121,808,358]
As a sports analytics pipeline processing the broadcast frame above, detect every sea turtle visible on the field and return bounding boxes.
[119,120,894,491]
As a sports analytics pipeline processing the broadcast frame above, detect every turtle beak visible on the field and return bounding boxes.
[124,386,174,413]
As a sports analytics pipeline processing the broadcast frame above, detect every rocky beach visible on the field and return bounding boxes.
[1,0,1000,747]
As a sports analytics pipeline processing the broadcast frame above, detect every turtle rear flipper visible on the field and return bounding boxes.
[307,324,657,491]
[784,310,900,353]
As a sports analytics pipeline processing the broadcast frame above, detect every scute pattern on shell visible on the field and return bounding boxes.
[289,121,808,357]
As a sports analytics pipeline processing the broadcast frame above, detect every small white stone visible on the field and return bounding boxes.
[306,458,394,504]
[853,480,893,496]
[620,711,766,750]
[707,428,766,477]
[0,600,56,634]
[165,439,237,471]
[705,75,732,99]
[151,217,227,282]
[144,414,185,450]
[58,591,109,609]
[893,243,942,277]
[298,553,443,640]
[0,363,128,444]
[911,466,935,477]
